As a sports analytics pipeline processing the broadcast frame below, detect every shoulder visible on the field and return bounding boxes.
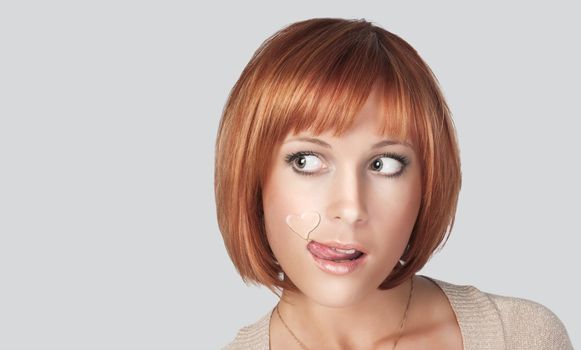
[221,308,273,350]
[486,291,573,349]
[422,275,573,349]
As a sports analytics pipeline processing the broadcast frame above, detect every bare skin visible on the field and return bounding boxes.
[269,275,463,350]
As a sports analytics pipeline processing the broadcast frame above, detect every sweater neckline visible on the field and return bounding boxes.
[423,275,506,349]
[260,275,506,349]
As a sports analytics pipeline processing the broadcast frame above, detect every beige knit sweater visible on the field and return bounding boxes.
[223,276,573,349]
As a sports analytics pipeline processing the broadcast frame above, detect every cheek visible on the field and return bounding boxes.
[366,176,422,241]
[262,168,321,254]
[264,165,323,218]
[376,186,421,224]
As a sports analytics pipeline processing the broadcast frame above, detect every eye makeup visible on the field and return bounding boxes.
[283,150,410,178]
[284,150,321,177]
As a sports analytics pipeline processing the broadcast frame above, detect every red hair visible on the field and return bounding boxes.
[214,18,461,293]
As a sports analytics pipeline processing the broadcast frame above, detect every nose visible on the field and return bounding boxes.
[325,166,368,226]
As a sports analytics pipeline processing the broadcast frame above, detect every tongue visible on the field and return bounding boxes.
[307,241,362,260]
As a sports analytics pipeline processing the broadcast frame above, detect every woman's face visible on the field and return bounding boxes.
[261,86,422,307]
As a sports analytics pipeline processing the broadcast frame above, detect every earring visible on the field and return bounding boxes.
[399,244,411,266]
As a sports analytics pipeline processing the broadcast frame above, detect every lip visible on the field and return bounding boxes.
[311,240,369,255]
[308,249,367,275]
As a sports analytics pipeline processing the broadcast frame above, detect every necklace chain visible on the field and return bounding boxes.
[275,277,415,350]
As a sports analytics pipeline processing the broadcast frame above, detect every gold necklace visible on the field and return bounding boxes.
[275,277,414,350]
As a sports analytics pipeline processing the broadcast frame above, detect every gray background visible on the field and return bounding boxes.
[0,1,578,349]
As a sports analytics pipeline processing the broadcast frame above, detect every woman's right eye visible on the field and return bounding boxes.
[284,151,325,175]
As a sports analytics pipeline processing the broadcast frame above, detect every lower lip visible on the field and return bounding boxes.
[308,250,367,275]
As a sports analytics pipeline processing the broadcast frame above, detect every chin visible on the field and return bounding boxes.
[299,278,375,308]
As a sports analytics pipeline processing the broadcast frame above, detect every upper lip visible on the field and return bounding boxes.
[311,240,369,254]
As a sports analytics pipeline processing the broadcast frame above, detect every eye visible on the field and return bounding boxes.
[370,153,409,177]
[284,151,325,175]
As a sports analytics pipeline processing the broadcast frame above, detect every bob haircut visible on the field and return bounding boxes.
[214,17,461,293]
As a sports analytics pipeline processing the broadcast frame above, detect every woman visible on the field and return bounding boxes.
[214,17,573,349]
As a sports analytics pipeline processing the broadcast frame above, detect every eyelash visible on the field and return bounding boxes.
[284,150,410,178]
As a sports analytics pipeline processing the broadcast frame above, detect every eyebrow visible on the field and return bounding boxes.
[283,137,413,149]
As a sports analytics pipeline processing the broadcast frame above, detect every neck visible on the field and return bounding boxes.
[277,275,415,349]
